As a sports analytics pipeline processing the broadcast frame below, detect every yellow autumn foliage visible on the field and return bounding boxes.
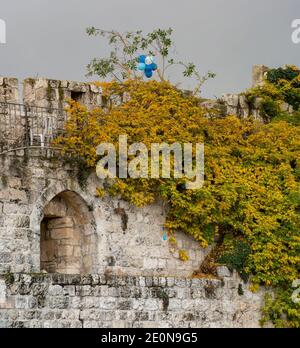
[55,79,300,326]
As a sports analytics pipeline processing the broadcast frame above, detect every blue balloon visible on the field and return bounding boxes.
[150,63,158,71]
[145,70,153,78]
[139,55,146,64]
[138,63,146,71]
[145,64,153,72]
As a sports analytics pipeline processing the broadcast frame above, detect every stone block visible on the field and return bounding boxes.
[57,245,74,257]
[0,280,7,307]
[7,215,30,228]
[7,177,22,189]
[279,102,290,112]
[253,97,264,109]
[0,188,27,203]
[143,258,158,269]
[168,299,182,310]
[43,199,67,218]
[99,297,117,310]
[3,203,30,215]
[33,79,48,90]
[35,88,48,101]
[217,266,232,278]
[48,217,74,229]
[0,252,12,263]
[144,299,159,311]
[68,82,87,92]
[222,94,239,107]
[252,65,269,87]
[50,227,75,240]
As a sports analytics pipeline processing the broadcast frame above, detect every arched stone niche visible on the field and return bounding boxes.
[40,190,97,274]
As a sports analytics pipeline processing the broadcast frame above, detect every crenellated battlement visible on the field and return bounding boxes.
[1,65,285,155]
[23,78,103,109]
[0,65,271,113]
[0,76,122,153]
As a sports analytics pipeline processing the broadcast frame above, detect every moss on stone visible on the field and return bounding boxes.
[4,272,14,286]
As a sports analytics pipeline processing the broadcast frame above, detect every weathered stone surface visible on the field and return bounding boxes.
[23,77,103,110]
[217,266,231,278]
[0,154,211,277]
[222,94,239,107]
[48,217,74,230]
[0,77,19,103]
[43,198,67,218]
[279,102,293,113]
[0,71,273,328]
[252,65,269,87]
[0,152,267,327]
[0,273,265,328]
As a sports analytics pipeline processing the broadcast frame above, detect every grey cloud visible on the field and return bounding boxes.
[0,0,299,98]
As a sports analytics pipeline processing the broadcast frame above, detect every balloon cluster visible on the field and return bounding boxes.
[137,55,158,78]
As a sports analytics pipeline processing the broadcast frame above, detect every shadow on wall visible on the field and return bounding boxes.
[40,190,97,274]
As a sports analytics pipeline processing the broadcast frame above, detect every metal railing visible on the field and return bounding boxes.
[0,102,68,154]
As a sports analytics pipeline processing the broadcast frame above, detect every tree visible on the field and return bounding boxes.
[86,27,215,95]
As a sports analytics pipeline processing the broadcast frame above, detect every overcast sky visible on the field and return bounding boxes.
[0,0,299,98]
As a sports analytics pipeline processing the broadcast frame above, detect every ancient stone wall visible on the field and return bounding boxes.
[0,78,23,152]
[0,77,19,103]
[1,66,284,131]
[23,78,103,109]
[252,65,269,88]
[200,65,293,121]
[0,151,209,277]
[0,271,264,328]
[0,150,267,328]
[0,71,271,328]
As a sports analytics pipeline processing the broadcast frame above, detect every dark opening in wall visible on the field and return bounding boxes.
[71,91,85,103]
[40,191,97,274]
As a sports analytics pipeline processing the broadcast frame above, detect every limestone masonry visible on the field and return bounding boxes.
[0,67,270,328]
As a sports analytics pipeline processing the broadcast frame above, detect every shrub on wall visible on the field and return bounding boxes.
[246,65,300,123]
[55,76,300,327]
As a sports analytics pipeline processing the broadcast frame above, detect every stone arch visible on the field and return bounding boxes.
[40,190,97,274]
[30,180,98,274]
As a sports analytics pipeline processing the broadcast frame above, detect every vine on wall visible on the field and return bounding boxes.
[55,71,300,327]
[245,65,300,124]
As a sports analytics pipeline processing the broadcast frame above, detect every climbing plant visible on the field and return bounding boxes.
[55,68,300,327]
[245,65,300,124]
